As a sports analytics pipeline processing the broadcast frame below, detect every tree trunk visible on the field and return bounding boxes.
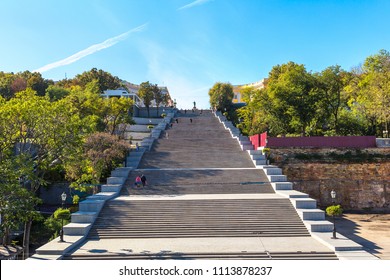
[23,220,32,259]
[146,106,150,118]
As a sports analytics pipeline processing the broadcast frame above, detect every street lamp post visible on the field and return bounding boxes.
[59,192,67,242]
[330,190,337,239]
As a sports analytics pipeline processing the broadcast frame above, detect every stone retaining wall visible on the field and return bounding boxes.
[270,148,390,211]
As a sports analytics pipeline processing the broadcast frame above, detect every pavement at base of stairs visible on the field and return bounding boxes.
[68,236,333,257]
[332,213,390,260]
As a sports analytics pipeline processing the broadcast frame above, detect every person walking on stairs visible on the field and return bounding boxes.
[135,176,142,187]
[141,174,147,187]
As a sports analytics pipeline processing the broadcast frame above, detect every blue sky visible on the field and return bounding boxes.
[1,0,390,109]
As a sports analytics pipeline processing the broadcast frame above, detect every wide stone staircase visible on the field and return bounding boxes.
[63,110,341,260]
[87,199,309,239]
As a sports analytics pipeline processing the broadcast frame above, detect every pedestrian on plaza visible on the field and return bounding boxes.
[141,174,147,187]
[135,176,142,187]
[190,118,193,123]
[170,123,173,128]
[175,118,179,123]
[135,142,139,151]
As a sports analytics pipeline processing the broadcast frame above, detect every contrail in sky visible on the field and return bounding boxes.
[33,23,148,73]
[178,0,213,10]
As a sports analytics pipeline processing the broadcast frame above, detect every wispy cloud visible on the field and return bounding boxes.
[178,0,213,11]
[33,23,148,73]
[136,40,212,109]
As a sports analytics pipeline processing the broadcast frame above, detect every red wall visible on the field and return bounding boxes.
[249,134,260,150]
[250,133,377,148]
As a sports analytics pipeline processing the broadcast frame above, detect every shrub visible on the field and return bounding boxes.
[53,208,71,220]
[326,205,343,217]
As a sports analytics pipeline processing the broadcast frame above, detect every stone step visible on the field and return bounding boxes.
[304,221,334,232]
[241,144,253,151]
[277,190,309,198]
[65,251,338,260]
[267,175,287,182]
[106,177,126,185]
[271,182,293,190]
[71,212,97,223]
[250,154,266,160]
[101,184,122,192]
[88,199,311,239]
[126,161,140,168]
[111,167,133,177]
[297,209,326,220]
[253,159,267,165]
[290,198,317,209]
[86,192,117,201]
[79,200,105,212]
[247,150,263,155]
[63,223,92,236]
[126,157,141,163]
[264,168,283,175]
[238,136,249,141]
[128,151,145,157]
[239,140,252,145]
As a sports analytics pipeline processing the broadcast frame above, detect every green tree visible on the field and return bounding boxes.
[152,84,163,116]
[0,156,41,246]
[208,82,234,111]
[45,85,70,101]
[101,97,134,136]
[0,71,14,99]
[267,62,320,136]
[74,68,122,92]
[138,81,154,117]
[67,132,131,188]
[315,65,347,134]
[0,89,90,256]
[361,49,390,136]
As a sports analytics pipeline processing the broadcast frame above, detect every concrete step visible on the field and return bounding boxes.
[126,162,140,168]
[106,177,126,185]
[88,199,310,239]
[290,198,317,209]
[111,167,133,177]
[71,212,97,223]
[63,223,92,236]
[247,150,263,155]
[79,200,105,212]
[277,190,309,198]
[297,209,326,220]
[241,144,253,151]
[267,175,287,182]
[304,221,334,232]
[65,251,338,260]
[238,136,249,141]
[250,154,266,160]
[253,159,267,165]
[86,192,117,201]
[128,151,144,157]
[126,157,141,165]
[101,184,122,192]
[271,182,293,190]
[264,168,283,175]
